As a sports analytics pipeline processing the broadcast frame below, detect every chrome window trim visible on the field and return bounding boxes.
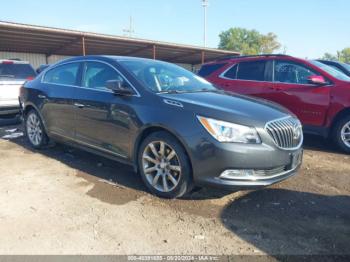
[219,61,270,83]
[41,59,141,97]
[272,59,333,87]
[80,60,141,97]
[218,60,333,87]
[75,86,114,94]
[41,61,81,88]
[219,63,238,80]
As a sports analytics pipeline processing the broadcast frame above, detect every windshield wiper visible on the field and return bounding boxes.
[192,88,225,93]
[158,88,224,94]
[158,90,183,94]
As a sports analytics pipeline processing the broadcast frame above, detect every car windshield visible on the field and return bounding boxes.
[310,60,350,81]
[340,62,350,72]
[118,59,217,93]
[0,63,36,79]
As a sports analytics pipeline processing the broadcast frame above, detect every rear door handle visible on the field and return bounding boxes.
[38,94,47,99]
[74,103,85,108]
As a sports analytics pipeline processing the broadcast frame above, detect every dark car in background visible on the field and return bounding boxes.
[317,60,350,77]
[0,59,36,118]
[20,56,303,198]
[199,54,350,153]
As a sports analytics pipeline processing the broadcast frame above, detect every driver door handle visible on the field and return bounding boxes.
[74,103,85,108]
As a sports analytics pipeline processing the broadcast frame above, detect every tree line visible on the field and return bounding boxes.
[218,27,350,63]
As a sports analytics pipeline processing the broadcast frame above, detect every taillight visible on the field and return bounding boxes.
[2,60,14,64]
[26,76,35,80]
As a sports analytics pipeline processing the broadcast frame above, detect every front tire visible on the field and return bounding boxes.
[25,110,48,149]
[138,131,193,199]
[332,115,350,153]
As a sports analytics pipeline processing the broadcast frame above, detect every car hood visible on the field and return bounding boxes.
[160,91,292,127]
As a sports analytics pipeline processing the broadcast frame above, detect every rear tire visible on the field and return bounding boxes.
[332,115,350,153]
[138,131,193,199]
[25,109,48,149]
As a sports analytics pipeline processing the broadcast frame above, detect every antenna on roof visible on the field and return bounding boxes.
[123,16,135,37]
[202,0,209,47]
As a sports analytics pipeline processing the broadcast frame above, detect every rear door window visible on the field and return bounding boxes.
[198,63,227,77]
[43,63,80,86]
[0,63,36,79]
[237,60,266,81]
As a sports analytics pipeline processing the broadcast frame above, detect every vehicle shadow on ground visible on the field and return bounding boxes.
[5,130,232,202]
[303,134,342,155]
[220,188,350,255]
[2,127,350,254]
[1,125,347,202]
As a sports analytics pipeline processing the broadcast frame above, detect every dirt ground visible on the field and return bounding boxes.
[0,120,349,256]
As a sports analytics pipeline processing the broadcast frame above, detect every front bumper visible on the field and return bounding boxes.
[200,162,301,190]
[0,99,20,115]
[0,105,20,116]
[185,131,303,190]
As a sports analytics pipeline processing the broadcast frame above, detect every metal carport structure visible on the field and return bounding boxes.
[0,21,239,66]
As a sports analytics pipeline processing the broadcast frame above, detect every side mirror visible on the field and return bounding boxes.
[307,75,327,86]
[106,80,134,96]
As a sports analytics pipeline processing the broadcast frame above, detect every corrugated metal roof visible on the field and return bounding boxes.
[0,21,239,65]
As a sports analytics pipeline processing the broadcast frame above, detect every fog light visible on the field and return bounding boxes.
[220,169,255,180]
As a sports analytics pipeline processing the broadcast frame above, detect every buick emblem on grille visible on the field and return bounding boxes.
[293,125,301,140]
[266,117,302,149]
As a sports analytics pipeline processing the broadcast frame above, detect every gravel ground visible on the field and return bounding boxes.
[0,120,349,256]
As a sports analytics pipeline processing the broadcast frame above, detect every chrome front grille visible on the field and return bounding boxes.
[265,117,303,149]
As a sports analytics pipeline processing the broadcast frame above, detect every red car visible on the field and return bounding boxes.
[199,54,350,153]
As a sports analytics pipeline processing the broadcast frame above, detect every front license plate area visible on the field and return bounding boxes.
[290,150,303,169]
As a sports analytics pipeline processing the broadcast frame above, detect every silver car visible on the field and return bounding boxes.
[0,59,36,116]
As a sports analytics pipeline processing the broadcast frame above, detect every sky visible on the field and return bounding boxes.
[1,0,349,59]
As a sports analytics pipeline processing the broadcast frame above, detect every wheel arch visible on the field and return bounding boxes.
[132,125,194,175]
[23,103,49,133]
[329,107,350,134]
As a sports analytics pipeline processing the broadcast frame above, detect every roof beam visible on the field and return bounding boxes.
[46,37,82,56]
[166,51,200,62]
[122,44,153,56]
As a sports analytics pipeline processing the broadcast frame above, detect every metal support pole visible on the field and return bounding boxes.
[201,51,205,64]
[153,45,156,60]
[82,36,86,56]
[202,0,209,47]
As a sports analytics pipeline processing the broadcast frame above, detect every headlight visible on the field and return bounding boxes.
[197,116,261,143]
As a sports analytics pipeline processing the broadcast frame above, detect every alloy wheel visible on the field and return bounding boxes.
[142,141,182,192]
[341,121,350,148]
[26,113,43,146]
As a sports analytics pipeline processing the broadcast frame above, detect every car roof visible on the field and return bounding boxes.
[317,59,337,64]
[202,54,308,66]
[57,55,161,64]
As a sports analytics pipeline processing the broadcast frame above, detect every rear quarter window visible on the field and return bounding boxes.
[222,64,238,79]
[198,63,227,77]
[43,63,80,86]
